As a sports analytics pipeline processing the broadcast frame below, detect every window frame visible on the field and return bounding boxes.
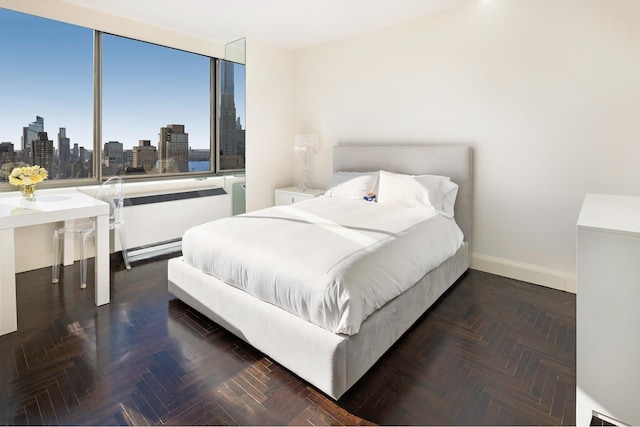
[96,30,221,182]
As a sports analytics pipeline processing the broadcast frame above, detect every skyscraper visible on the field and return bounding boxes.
[158,124,188,173]
[71,146,92,178]
[58,127,71,177]
[103,141,124,175]
[133,140,157,173]
[31,131,54,173]
[219,62,245,169]
[0,142,17,178]
[72,143,79,163]
[22,116,44,155]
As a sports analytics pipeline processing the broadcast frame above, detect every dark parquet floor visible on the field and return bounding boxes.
[0,254,576,425]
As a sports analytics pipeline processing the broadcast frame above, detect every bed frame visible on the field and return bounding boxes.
[168,145,473,400]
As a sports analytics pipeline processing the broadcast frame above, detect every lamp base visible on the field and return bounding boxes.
[299,152,310,192]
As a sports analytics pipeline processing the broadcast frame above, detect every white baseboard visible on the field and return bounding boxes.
[471,252,576,294]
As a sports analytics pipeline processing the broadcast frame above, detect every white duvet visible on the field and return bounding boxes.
[181,196,463,335]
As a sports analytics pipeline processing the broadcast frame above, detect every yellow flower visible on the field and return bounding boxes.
[7,165,48,187]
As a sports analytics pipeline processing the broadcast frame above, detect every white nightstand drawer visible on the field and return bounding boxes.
[275,186,324,206]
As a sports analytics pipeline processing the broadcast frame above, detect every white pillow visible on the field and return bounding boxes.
[325,171,379,200]
[440,181,459,217]
[377,170,458,217]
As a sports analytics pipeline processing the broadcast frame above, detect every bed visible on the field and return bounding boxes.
[168,145,473,400]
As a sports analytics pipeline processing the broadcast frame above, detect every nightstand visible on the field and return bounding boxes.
[275,186,325,206]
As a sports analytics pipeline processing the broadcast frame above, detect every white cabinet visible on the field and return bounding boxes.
[576,193,640,426]
[275,186,324,206]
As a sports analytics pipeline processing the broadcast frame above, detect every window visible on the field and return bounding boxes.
[0,9,93,181]
[0,8,245,186]
[102,34,211,177]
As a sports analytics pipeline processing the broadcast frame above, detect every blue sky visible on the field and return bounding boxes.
[0,8,245,151]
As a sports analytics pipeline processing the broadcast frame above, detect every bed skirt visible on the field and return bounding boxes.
[167,241,469,400]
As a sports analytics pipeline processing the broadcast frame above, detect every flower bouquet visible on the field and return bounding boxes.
[9,165,48,200]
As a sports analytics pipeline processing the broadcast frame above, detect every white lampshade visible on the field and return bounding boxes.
[294,134,318,152]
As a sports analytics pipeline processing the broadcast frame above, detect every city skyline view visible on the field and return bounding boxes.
[0,8,246,152]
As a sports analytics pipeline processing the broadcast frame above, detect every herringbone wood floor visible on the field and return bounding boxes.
[0,255,575,425]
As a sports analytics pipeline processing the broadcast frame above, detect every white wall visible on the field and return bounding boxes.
[245,39,296,211]
[291,0,640,292]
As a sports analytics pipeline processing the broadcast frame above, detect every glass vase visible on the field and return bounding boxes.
[20,184,37,201]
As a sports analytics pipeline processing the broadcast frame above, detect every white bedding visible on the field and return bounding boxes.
[181,196,463,335]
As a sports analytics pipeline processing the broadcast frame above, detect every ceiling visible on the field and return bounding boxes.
[60,0,473,50]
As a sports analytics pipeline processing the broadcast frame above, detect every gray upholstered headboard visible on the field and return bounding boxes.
[333,145,473,246]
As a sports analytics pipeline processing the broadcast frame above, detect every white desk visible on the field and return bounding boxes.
[0,190,110,336]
